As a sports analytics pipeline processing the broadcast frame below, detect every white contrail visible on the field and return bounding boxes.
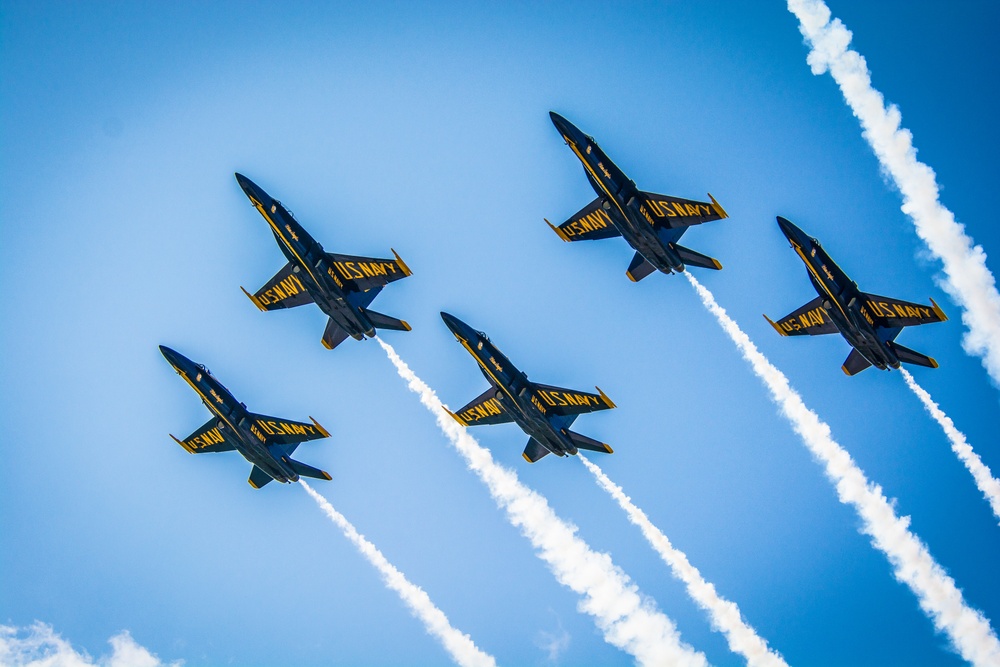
[578,454,788,667]
[300,481,496,667]
[377,338,708,667]
[787,0,1000,388]
[900,369,1000,525]
[684,272,1000,667]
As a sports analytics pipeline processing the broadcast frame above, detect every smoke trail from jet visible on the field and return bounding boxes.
[684,272,1000,666]
[300,481,497,667]
[899,369,1000,525]
[787,0,1000,389]
[377,338,708,667]
[578,454,788,667]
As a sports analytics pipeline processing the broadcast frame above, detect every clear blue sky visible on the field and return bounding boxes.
[2,1,998,665]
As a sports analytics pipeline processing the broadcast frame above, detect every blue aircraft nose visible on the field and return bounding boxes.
[440,312,474,342]
[549,111,578,141]
[235,172,263,202]
[159,345,185,369]
[776,216,809,247]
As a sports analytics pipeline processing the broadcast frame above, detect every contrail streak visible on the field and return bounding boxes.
[300,480,497,667]
[684,272,1000,666]
[788,0,1000,389]
[377,338,708,667]
[578,454,788,667]
[900,369,1000,525]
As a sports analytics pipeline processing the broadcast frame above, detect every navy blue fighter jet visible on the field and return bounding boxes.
[548,112,729,280]
[764,216,948,375]
[441,312,615,463]
[236,173,412,351]
[160,345,332,488]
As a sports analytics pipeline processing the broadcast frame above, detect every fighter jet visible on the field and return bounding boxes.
[236,173,413,351]
[764,216,948,375]
[547,112,729,281]
[440,312,615,463]
[160,345,332,488]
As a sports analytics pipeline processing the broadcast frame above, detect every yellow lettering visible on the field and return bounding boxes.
[672,202,687,216]
[685,204,699,216]
[359,263,376,278]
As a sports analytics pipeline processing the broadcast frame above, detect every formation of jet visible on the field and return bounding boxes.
[547,112,729,281]
[440,312,615,463]
[236,173,413,351]
[764,216,947,375]
[160,346,332,488]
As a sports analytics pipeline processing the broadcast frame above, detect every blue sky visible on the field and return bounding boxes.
[2,1,998,665]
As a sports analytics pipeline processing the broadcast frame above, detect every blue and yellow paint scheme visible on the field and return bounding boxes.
[547,112,728,281]
[440,312,615,463]
[235,173,412,351]
[160,345,332,488]
[764,216,948,375]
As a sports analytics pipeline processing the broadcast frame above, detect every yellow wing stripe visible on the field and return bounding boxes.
[309,416,331,438]
[763,314,788,337]
[545,218,571,242]
[391,248,413,277]
[707,193,729,219]
[241,286,267,312]
[596,387,616,409]
[930,298,948,322]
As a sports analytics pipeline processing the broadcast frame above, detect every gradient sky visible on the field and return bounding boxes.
[2,2,998,665]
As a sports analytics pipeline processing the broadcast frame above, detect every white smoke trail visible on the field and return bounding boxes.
[377,338,708,667]
[900,368,1000,525]
[684,272,1000,666]
[787,0,1000,388]
[578,454,787,667]
[300,480,496,667]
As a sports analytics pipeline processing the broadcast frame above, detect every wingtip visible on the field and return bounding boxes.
[170,434,196,453]
[310,416,331,438]
[928,357,940,369]
[596,386,617,409]
[707,193,729,219]
[444,407,468,427]
[241,286,266,312]
[391,248,413,277]
[929,298,948,322]
[763,314,787,336]
[320,470,332,481]
[711,258,723,270]
[603,443,614,454]
[545,218,570,242]
[400,320,412,332]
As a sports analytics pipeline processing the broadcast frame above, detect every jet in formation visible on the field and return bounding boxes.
[236,173,413,351]
[764,216,947,375]
[547,111,729,281]
[441,312,615,463]
[160,345,332,488]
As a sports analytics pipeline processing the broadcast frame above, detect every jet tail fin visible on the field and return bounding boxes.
[286,458,332,481]
[363,309,412,332]
[522,438,551,463]
[248,465,274,489]
[888,342,939,369]
[626,251,657,282]
[841,349,873,376]
[674,244,722,270]
[565,430,613,455]
[321,319,351,350]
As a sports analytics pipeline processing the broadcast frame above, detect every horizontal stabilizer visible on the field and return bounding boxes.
[565,430,613,455]
[322,319,351,350]
[674,244,722,271]
[889,342,939,369]
[841,349,873,376]
[286,458,332,481]
[248,465,274,489]
[626,251,657,282]
[522,438,551,463]
[363,309,411,332]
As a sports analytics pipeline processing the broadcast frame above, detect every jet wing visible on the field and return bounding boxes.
[246,413,331,446]
[325,250,412,293]
[243,262,315,311]
[862,294,948,328]
[530,383,616,417]
[448,387,513,427]
[764,296,839,336]
[171,418,237,454]
[639,191,728,229]
[546,197,622,242]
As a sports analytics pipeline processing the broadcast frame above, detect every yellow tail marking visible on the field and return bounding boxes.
[522,452,535,463]
[391,248,413,277]
[626,269,639,282]
[241,286,266,312]
[707,193,728,219]
[928,357,940,369]
[545,218,570,242]
[929,298,948,322]
[841,364,852,376]
[710,257,723,270]
[596,386,617,409]
[399,320,412,332]
[248,478,262,489]
[603,444,614,454]
[763,314,787,336]
[309,416,331,438]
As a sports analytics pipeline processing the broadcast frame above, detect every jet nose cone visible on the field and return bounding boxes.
[235,172,260,199]
[440,311,459,331]
[440,312,471,339]
[776,216,805,243]
[159,345,182,367]
[549,111,572,135]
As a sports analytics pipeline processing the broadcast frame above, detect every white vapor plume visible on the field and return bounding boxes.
[684,272,1000,666]
[300,481,496,667]
[0,622,180,667]
[900,369,1000,525]
[377,338,708,667]
[788,0,1000,388]
[578,454,787,667]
